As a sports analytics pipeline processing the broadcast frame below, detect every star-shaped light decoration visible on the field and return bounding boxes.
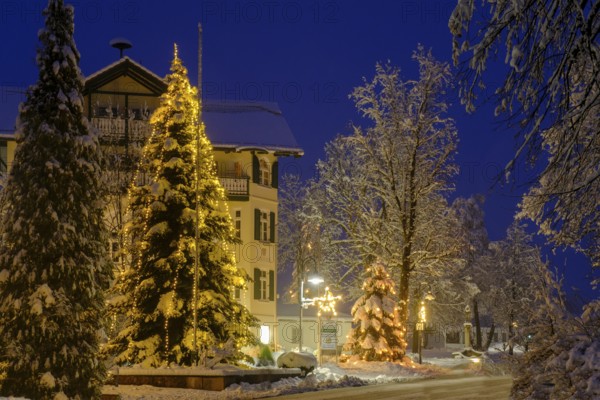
[315,287,342,317]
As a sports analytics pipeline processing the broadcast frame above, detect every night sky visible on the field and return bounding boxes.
[0,0,594,299]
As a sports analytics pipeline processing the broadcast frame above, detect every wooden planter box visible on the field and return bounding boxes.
[110,367,302,391]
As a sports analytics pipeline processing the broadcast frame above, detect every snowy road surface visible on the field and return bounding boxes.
[270,375,512,399]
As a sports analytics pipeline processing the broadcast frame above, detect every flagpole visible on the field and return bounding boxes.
[193,22,203,366]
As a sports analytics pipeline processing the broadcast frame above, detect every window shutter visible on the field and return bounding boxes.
[254,209,261,241]
[253,268,261,300]
[252,154,259,183]
[271,161,279,188]
[269,270,275,301]
[269,212,275,243]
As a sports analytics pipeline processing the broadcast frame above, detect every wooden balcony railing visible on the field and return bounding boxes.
[219,176,250,198]
[91,117,152,144]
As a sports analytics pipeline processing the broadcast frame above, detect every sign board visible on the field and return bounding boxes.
[320,322,337,350]
[416,322,424,331]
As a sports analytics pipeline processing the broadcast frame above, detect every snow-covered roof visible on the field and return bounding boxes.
[0,63,304,156]
[203,101,303,156]
[0,131,15,140]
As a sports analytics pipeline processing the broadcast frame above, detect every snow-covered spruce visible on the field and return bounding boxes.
[0,1,111,399]
[345,262,406,361]
[104,46,256,367]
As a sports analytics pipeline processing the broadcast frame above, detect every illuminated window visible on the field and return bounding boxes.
[260,325,270,344]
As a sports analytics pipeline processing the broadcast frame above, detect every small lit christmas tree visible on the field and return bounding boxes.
[106,46,256,367]
[0,1,111,398]
[344,261,406,361]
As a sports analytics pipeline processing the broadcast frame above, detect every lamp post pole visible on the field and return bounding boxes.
[416,286,435,364]
[299,279,304,352]
[298,276,323,353]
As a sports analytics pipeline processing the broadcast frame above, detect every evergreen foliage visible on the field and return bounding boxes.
[106,47,256,367]
[0,1,111,398]
[345,262,405,361]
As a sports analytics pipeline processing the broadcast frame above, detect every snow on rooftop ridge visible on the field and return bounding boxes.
[203,100,282,116]
[0,131,16,139]
[84,56,165,83]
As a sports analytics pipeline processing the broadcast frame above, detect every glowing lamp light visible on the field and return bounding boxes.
[308,276,324,285]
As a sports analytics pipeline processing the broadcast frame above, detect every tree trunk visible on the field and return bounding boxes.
[473,298,482,350]
[483,322,495,351]
[398,263,411,354]
[411,288,421,352]
[508,313,514,355]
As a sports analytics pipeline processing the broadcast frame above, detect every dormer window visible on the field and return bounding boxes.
[259,158,270,186]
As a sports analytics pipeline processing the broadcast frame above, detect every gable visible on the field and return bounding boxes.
[84,57,167,96]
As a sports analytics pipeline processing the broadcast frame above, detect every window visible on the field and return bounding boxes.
[260,211,269,241]
[254,268,275,301]
[108,237,123,266]
[259,158,270,186]
[260,270,268,300]
[0,141,7,173]
[254,209,276,243]
[260,325,270,344]
[234,209,241,239]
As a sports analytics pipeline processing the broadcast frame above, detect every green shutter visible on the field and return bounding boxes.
[269,270,275,301]
[252,154,259,183]
[254,209,261,241]
[271,161,279,188]
[254,268,261,300]
[269,212,275,243]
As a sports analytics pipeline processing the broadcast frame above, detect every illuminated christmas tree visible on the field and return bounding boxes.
[0,1,111,398]
[344,261,406,361]
[106,46,256,367]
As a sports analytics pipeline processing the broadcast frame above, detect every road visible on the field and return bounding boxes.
[270,375,512,400]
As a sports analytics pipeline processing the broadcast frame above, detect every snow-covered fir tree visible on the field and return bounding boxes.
[345,261,405,361]
[0,1,111,398]
[105,46,256,367]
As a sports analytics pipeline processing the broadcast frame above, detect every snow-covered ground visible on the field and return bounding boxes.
[0,349,498,400]
[100,349,488,399]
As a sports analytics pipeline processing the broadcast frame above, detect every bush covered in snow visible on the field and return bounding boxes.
[277,352,317,376]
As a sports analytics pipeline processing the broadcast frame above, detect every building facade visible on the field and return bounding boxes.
[1,56,303,347]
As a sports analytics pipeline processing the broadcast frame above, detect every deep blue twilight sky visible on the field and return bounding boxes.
[0,0,594,299]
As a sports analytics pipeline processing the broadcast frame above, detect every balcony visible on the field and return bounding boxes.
[91,117,152,144]
[219,175,250,200]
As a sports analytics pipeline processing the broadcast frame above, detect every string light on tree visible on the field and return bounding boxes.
[343,261,406,361]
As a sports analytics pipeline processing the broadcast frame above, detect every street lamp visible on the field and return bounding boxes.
[298,275,323,352]
[315,287,342,365]
[416,290,435,364]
